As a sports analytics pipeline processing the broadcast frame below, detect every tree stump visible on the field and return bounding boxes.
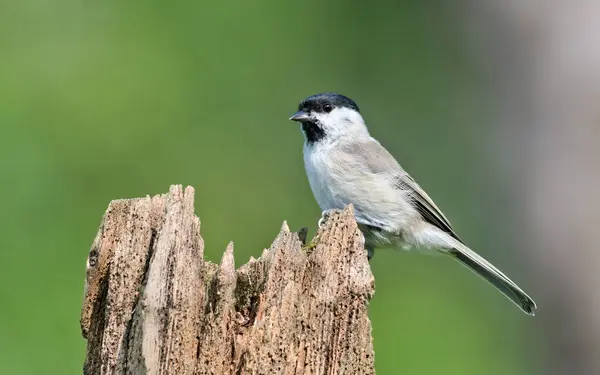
[80,185,375,375]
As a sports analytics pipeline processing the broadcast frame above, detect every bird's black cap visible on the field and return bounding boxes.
[298,92,359,113]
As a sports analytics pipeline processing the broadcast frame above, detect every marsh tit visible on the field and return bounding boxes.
[289,92,537,316]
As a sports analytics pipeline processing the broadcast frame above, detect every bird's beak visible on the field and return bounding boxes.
[289,110,311,123]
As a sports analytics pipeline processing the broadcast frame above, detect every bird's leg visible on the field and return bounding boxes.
[366,246,375,261]
[318,209,343,228]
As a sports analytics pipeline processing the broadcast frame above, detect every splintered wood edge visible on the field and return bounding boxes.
[81,185,375,374]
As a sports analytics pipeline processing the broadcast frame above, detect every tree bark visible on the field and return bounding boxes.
[80,185,375,375]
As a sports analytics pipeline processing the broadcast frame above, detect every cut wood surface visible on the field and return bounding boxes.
[81,185,375,375]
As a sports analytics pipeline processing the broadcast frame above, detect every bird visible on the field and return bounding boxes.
[289,92,537,316]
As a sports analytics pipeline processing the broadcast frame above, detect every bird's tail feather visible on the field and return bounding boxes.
[450,244,537,316]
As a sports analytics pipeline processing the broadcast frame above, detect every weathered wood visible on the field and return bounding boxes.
[81,185,375,375]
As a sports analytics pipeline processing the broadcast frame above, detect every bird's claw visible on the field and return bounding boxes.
[318,209,343,229]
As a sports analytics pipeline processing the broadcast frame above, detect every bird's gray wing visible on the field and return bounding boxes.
[394,173,464,243]
[342,138,464,243]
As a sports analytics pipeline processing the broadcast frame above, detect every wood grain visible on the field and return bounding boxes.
[81,185,375,375]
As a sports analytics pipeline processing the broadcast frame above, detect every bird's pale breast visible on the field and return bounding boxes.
[303,141,420,236]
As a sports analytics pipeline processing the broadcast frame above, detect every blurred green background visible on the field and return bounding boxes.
[0,1,542,374]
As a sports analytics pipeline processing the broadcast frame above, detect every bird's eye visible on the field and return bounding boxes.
[323,103,333,113]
